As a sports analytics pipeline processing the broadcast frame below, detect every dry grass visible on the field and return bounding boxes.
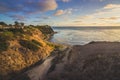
[0,26,55,80]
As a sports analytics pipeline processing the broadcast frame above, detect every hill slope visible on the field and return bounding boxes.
[0,26,55,80]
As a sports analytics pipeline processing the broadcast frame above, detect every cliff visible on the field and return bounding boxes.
[0,26,56,80]
[46,42,120,80]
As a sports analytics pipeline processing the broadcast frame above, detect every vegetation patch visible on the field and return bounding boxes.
[0,42,9,52]
[34,25,54,34]
[0,31,14,41]
[7,28,24,34]
[0,21,55,80]
[0,31,13,52]
[32,39,43,47]
[46,42,56,48]
[19,40,40,52]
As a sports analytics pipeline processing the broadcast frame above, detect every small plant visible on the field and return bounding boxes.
[0,31,14,41]
[46,42,55,48]
[0,42,9,52]
[32,39,43,46]
[7,28,24,34]
[19,40,40,52]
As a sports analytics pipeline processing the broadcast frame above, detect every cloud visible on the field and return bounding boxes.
[64,8,73,14]
[99,0,104,2]
[104,4,120,9]
[54,10,64,16]
[0,0,58,14]
[42,16,51,19]
[79,15,94,19]
[0,1,24,13]
[9,15,26,21]
[98,0,106,2]
[74,4,120,26]
[62,0,71,2]
[99,17,120,20]
[38,0,58,12]
[73,20,83,23]
[86,0,106,2]
[0,3,10,13]
[54,8,73,16]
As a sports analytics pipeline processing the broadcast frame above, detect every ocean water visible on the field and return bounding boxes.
[50,27,120,45]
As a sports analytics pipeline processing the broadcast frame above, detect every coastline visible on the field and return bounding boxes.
[13,41,120,80]
[46,41,120,80]
[1,25,120,80]
[0,25,57,80]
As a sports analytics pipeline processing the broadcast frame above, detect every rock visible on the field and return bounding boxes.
[47,42,120,80]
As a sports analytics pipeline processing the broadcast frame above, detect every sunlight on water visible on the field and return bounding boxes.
[50,27,120,45]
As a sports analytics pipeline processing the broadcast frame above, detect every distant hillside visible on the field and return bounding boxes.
[0,25,56,80]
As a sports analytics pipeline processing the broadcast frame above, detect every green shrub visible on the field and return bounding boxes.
[19,40,40,52]
[46,42,55,48]
[32,39,43,46]
[46,42,64,50]
[0,31,14,41]
[7,28,24,34]
[0,42,9,51]
[34,25,54,34]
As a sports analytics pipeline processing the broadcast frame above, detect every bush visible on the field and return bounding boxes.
[0,31,14,41]
[34,25,54,34]
[32,39,43,46]
[7,28,24,34]
[46,42,55,48]
[0,42,9,52]
[19,40,40,52]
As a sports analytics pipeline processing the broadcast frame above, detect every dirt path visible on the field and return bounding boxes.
[46,47,72,79]
[25,56,55,80]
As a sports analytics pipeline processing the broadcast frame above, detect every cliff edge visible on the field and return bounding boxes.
[47,42,120,80]
[0,26,56,80]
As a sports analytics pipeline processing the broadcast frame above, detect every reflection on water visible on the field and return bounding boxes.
[50,27,120,45]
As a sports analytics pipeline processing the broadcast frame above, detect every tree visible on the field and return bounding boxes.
[14,21,19,26]
[0,22,7,26]
[21,22,24,26]
[14,21,19,28]
[20,22,24,29]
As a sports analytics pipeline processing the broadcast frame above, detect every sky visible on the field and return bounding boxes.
[0,0,120,26]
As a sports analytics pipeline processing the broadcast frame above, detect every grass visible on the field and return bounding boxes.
[0,25,55,80]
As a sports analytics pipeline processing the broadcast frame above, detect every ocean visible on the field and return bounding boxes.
[50,27,120,45]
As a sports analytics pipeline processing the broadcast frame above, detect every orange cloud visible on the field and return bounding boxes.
[54,8,73,16]
[99,17,120,20]
[54,10,64,16]
[38,0,58,12]
[104,4,120,9]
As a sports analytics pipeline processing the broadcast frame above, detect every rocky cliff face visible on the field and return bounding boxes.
[46,42,120,80]
[0,26,55,80]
